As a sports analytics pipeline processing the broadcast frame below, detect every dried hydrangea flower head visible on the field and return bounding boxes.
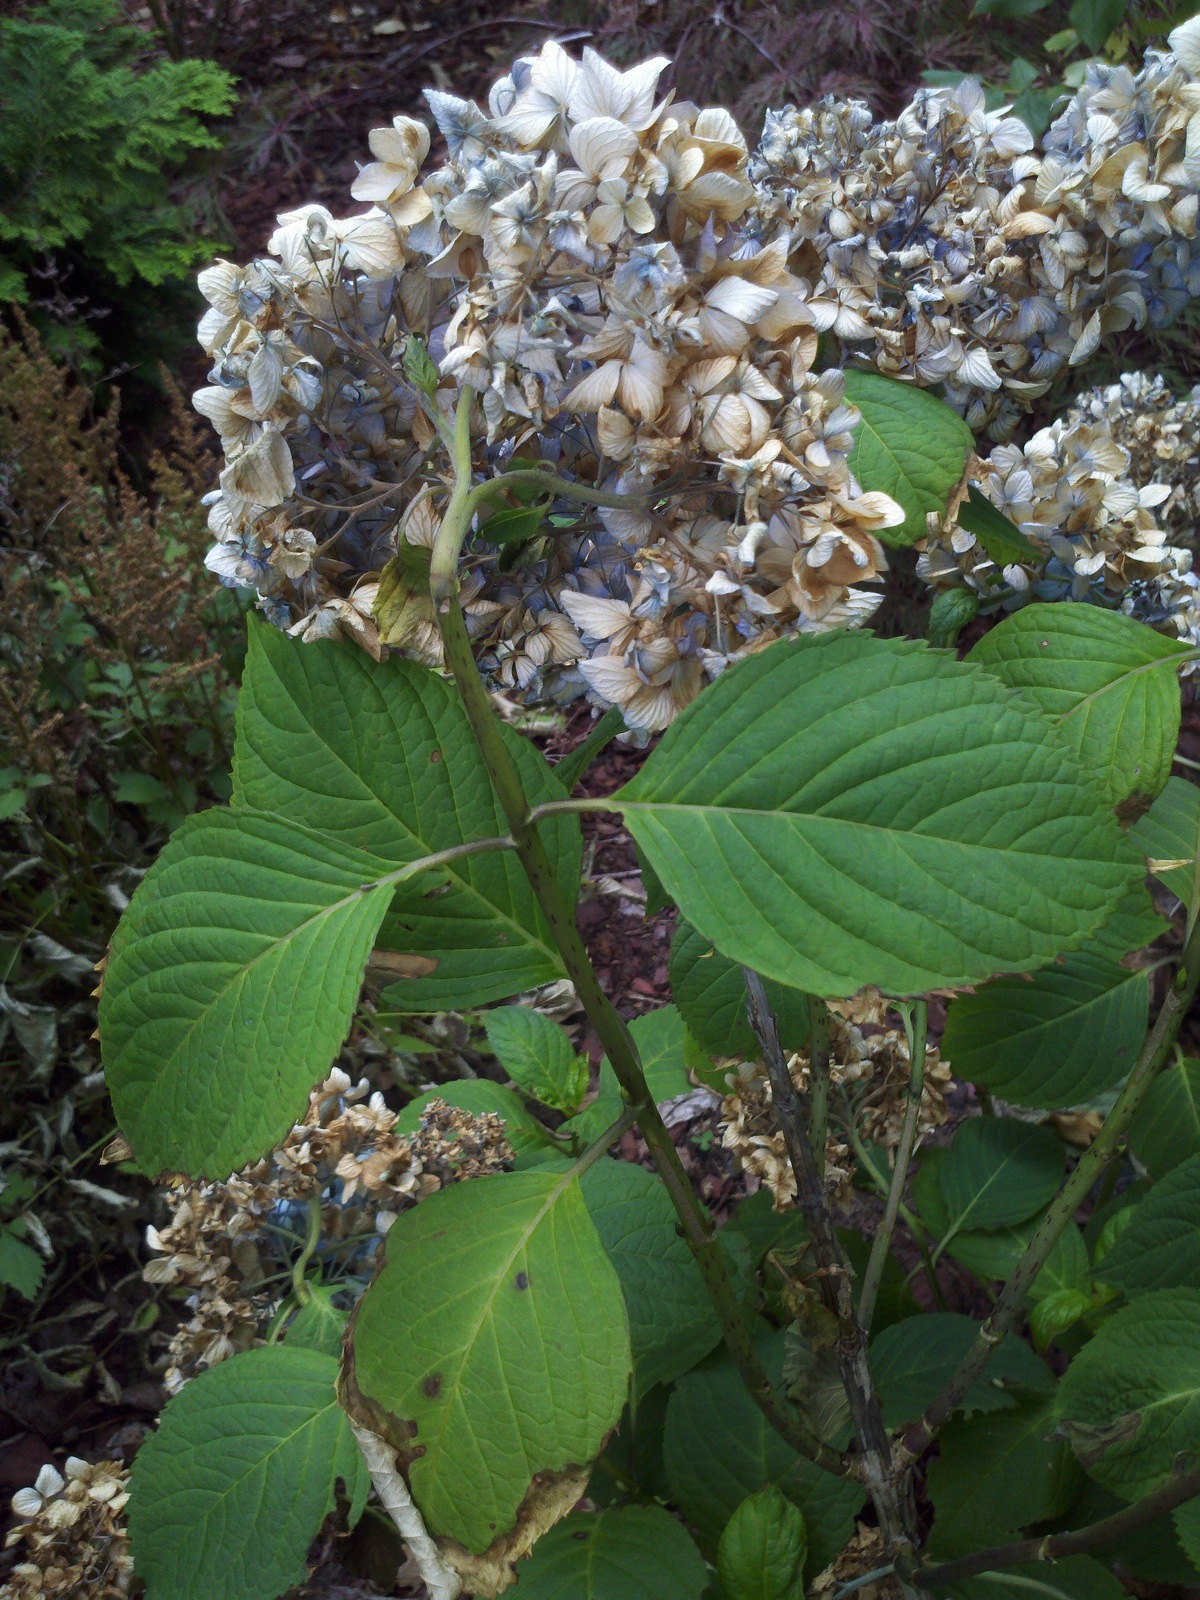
[754,16,1200,439]
[918,375,1199,653]
[191,37,914,734]
[192,29,1200,732]
[751,80,1062,435]
[4,1458,132,1599]
[1044,16,1200,332]
[1075,371,1200,547]
[720,1014,950,1212]
[405,1097,515,1183]
[142,1071,510,1390]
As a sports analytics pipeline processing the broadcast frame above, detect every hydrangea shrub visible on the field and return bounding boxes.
[80,22,1200,1600]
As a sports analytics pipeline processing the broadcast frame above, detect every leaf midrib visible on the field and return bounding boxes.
[617,800,1109,862]
[157,1399,340,1527]
[851,393,964,529]
[1056,648,1197,724]
[943,1136,1055,1236]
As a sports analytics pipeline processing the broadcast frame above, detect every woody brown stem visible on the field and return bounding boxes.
[742,969,920,1586]
[915,1460,1200,1589]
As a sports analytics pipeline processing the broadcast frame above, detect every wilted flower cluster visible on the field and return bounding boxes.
[1043,25,1200,334]
[141,1071,510,1390]
[192,38,923,733]
[754,17,1200,439]
[919,397,1193,620]
[720,1015,951,1212]
[192,23,1200,734]
[1076,371,1200,546]
[3,1458,132,1600]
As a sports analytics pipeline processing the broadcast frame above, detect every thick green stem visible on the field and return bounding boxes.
[808,995,831,1181]
[429,391,477,602]
[895,913,1200,1473]
[428,389,646,601]
[743,970,920,1583]
[429,405,846,1478]
[859,1002,926,1335]
[842,1110,945,1312]
[291,1194,323,1306]
[473,469,645,514]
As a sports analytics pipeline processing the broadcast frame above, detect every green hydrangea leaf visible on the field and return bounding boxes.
[927,586,980,650]
[969,603,1193,811]
[1128,1057,1200,1178]
[616,633,1140,999]
[100,808,395,1177]
[0,1225,45,1301]
[235,620,580,1012]
[937,1117,1065,1239]
[402,334,439,395]
[1087,880,1166,963]
[950,1228,1036,1282]
[1029,1224,1092,1305]
[283,1287,348,1356]
[670,920,809,1059]
[478,502,548,545]
[870,1312,1052,1429]
[1057,1288,1200,1498]
[346,1169,630,1553]
[1071,0,1125,50]
[842,370,973,546]
[484,1005,588,1116]
[717,1486,807,1600]
[1030,1288,1096,1353]
[663,1332,863,1571]
[580,1157,720,1398]
[513,1505,707,1599]
[128,1347,369,1600]
[957,486,1042,566]
[941,953,1148,1109]
[926,1397,1078,1559]
[726,1188,809,1269]
[1097,1154,1200,1296]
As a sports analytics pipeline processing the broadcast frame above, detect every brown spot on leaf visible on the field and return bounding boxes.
[515,1271,529,1291]
[1059,1411,1143,1468]
[365,950,439,980]
[422,1372,442,1399]
[1115,791,1154,826]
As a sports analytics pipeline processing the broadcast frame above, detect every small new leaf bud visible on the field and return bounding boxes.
[926,588,979,649]
[403,335,439,397]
